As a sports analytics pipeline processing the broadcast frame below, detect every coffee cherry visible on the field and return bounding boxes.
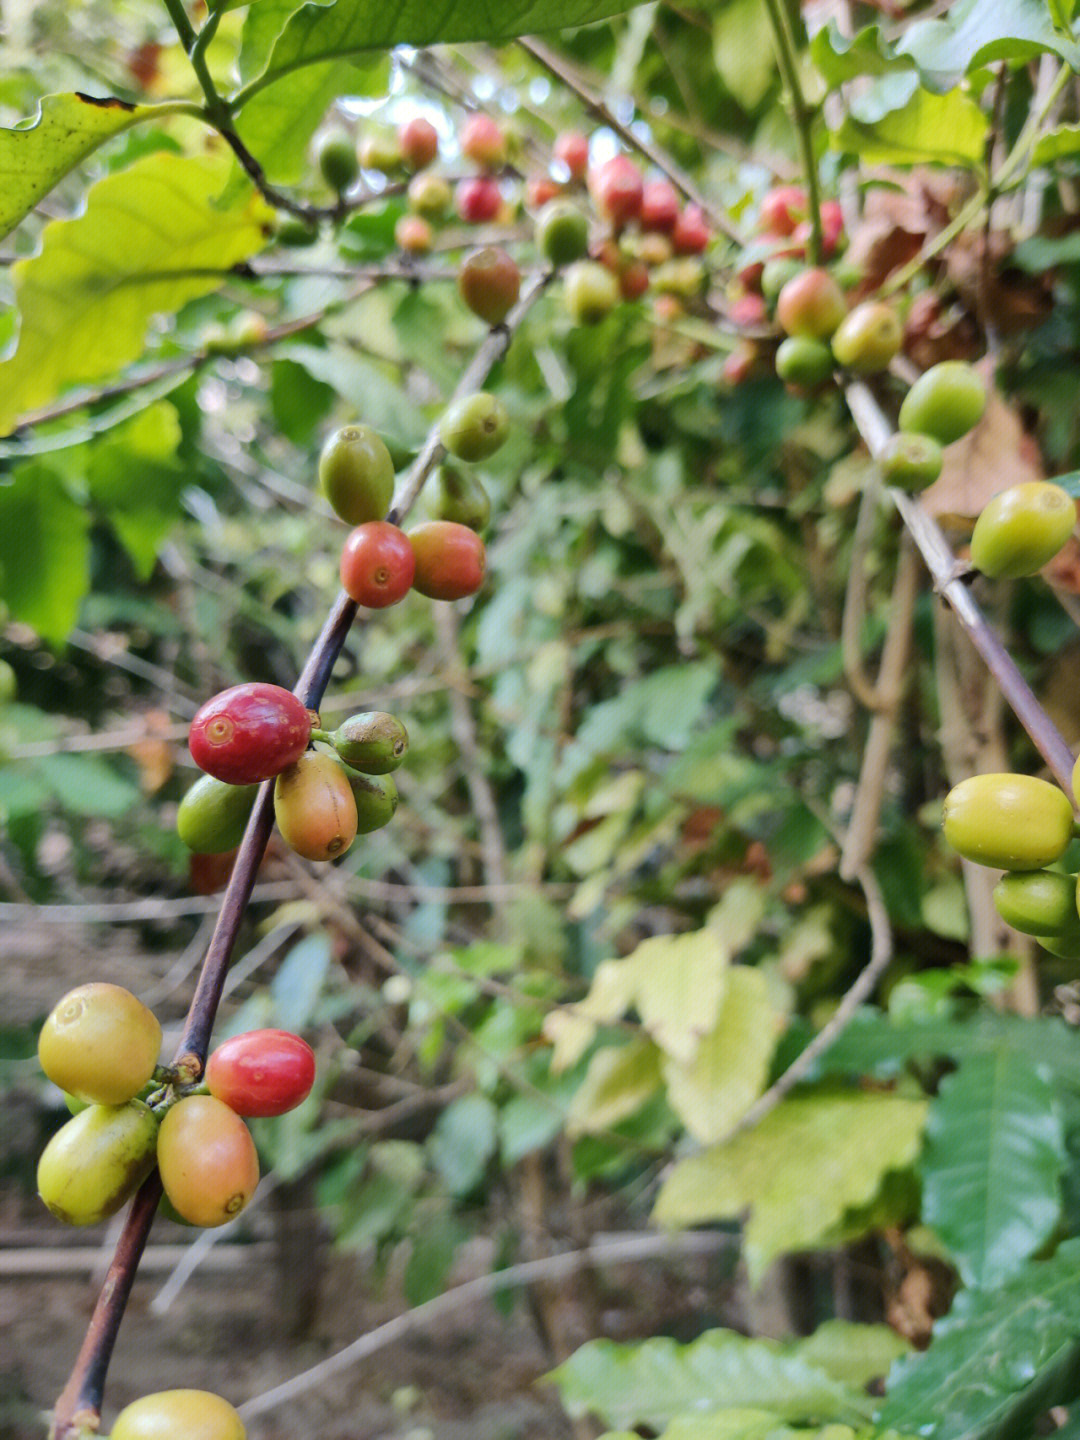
[775,336,834,388]
[345,768,398,833]
[319,423,395,525]
[399,115,439,171]
[456,175,502,224]
[652,256,705,300]
[730,293,767,328]
[671,204,709,255]
[395,214,434,254]
[761,255,803,301]
[38,982,161,1105]
[878,432,944,491]
[458,246,521,325]
[327,711,409,773]
[274,749,358,861]
[38,1100,159,1226]
[942,773,1074,871]
[536,200,590,266]
[189,684,312,786]
[993,869,1080,937]
[776,267,847,340]
[640,178,679,233]
[408,521,486,600]
[0,658,17,703]
[969,481,1076,579]
[638,231,674,267]
[407,171,453,220]
[438,392,509,461]
[830,301,901,373]
[899,361,987,446]
[460,113,506,170]
[339,521,415,607]
[428,464,491,533]
[316,128,359,194]
[111,1390,246,1440]
[589,154,644,228]
[553,130,589,181]
[206,1030,316,1117]
[359,126,404,176]
[564,259,620,324]
[758,184,806,236]
[276,216,319,247]
[158,1095,260,1228]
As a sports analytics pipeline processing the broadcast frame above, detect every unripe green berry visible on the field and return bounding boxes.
[536,201,590,267]
[318,424,395,525]
[438,392,509,462]
[316,129,359,194]
[878,432,944,491]
[899,361,987,446]
[563,260,620,324]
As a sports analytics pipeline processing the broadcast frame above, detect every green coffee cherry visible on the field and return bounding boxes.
[38,1100,160,1226]
[942,773,1074,872]
[428,465,491,532]
[899,361,987,446]
[345,769,399,833]
[327,712,409,774]
[177,774,260,854]
[878,432,944,491]
[969,481,1076,579]
[438,393,509,462]
[0,658,15,704]
[775,336,834,388]
[536,200,590,267]
[316,128,359,194]
[993,869,1080,937]
[318,424,395,525]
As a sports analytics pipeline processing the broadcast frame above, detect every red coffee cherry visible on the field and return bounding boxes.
[671,204,710,255]
[758,184,807,236]
[460,113,506,170]
[458,246,521,325]
[189,683,312,786]
[553,130,589,181]
[589,154,644,228]
[456,175,502,224]
[340,521,415,608]
[408,521,487,600]
[640,179,679,233]
[399,115,439,171]
[206,1030,316,1117]
[776,266,847,340]
[525,174,562,210]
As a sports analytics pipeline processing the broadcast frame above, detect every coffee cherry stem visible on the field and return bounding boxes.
[845,380,1075,793]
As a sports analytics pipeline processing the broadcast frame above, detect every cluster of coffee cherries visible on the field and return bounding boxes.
[37,981,315,1228]
[943,763,1080,959]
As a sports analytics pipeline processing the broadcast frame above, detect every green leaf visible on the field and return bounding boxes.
[404,1205,464,1306]
[86,401,185,579]
[0,93,193,241]
[428,1093,498,1196]
[36,752,141,818]
[1033,124,1080,167]
[633,929,729,1064]
[0,464,90,644]
[714,0,776,110]
[831,86,988,167]
[878,1237,1080,1439]
[663,967,780,1144]
[797,1321,910,1392]
[549,1327,869,1432]
[811,24,915,88]
[920,1046,1064,1289]
[565,1037,663,1136]
[897,0,1080,92]
[0,151,273,436]
[653,1091,928,1283]
[277,341,427,451]
[270,931,333,1031]
[236,53,389,186]
[243,0,652,89]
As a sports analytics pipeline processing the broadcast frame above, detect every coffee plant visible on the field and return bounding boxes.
[6,2,1080,1439]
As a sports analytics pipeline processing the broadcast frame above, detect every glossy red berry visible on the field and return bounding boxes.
[640,179,679,233]
[456,175,502,224]
[399,115,439,171]
[458,247,521,325]
[671,204,709,255]
[189,684,312,786]
[589,155,644,228]
[408,521,486,600]
[340,522,415,608]
[460,113,506,170]
[758,184,807,236]
[206,1030,316,1118]
[776,266,847,340]
[525,174,562,210]
[553,131,589,181]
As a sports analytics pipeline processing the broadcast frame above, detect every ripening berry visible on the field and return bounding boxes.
[460,113,507,170]
[589,154,644,228]
[399,115,439,171]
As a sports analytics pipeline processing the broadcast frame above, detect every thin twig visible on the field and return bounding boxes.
[237,1231,734,1421]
